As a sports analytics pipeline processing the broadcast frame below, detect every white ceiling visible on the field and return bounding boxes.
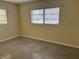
[3,0,37,4]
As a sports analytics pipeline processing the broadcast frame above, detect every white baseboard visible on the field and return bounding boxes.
[22,35,79,49]
[1,35,79,49]
[0,35,19,43]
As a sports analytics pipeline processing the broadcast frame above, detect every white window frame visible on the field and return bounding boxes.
[31,7,60,25]
[0,8,7,25]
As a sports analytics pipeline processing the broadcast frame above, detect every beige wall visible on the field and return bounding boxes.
[1,0,78,47]
[19,0,79,46]
[0,2,19,40]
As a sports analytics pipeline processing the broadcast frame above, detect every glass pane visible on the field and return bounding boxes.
[45,14,59,24]
[31,14,43,24]
[45,7,59,14]
[45,14,59,20]
[0,9,7,24]
[45,7,59,24]
[32,9,43,14]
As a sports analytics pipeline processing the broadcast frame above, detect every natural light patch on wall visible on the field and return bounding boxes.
[0,9,7,24]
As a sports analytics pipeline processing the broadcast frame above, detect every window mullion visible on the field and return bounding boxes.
[43,9,45,24]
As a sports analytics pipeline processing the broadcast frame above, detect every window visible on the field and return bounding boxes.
[31,9,43,24]
[0,9,7,24]
[31,7,60,24]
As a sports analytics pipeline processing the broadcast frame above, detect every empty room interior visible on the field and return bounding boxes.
[0,0,79,59]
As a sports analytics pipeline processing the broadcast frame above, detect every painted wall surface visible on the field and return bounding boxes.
[19,0,79,46]
[0,2,19,40]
